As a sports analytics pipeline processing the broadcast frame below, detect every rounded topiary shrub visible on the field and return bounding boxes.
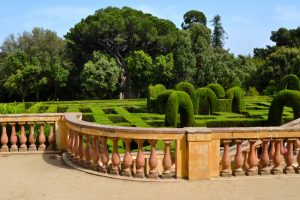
[280,74,300,91]
[196,87,217,115]
[147,84,166,112]
[155,90,175,114]
[226,87,245,113]
[175,82,197,114]
[268,89,300,126]
[165,91,195,128]
[206,83,225,98]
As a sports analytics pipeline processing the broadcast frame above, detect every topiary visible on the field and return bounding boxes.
[155,90,175,114]
[175,82,197,114]
[280,74,300,91]
[206,83,225,98]
[196,87,217,115]
[268,89,300,126]
[147,84,166,112]
[226,87,245,113]
[165,91,195,128]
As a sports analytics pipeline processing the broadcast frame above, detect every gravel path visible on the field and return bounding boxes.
[0,154,299,200]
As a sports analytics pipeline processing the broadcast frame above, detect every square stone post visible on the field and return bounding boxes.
[55,118,68,151]
[186,128,220,180]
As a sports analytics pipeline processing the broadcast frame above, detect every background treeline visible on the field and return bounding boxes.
[0,6,299,102]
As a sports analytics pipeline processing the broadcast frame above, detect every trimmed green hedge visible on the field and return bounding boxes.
[281,74,300,91]
[147,84,166,99]
[175,82,197,114]
[206,83,225,98]
[268,89,300,126]
[196,87,217,115]
[155,90,175,114]
[215,99,232,112]
[165,91,195,127]
[226,87,245,113]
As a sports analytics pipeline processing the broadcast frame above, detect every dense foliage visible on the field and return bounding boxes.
[280,74,300,91]
[206,83,225,98]
[196,87,217,115]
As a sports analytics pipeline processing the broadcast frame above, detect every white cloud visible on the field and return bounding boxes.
[274,5,300,23]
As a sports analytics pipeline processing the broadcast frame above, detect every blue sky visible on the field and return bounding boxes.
[0,0,299,55]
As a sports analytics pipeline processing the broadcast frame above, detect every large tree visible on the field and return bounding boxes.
[211,15,226,49]
[65,6,178,98]
[181,10,207,30]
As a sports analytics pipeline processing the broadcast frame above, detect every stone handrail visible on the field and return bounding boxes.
[1,113,300,180]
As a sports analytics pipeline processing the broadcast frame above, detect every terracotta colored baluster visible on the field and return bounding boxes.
[91,135,100,170]
[9,123,18,152]
[72,132,79,162]
[134,139,145,178]
[77,133,84,164]
[66,129,71,155]
[220,140,232,177]
[272,139,283,175]
[19,122,27,152]
[284,139,295,174]
[234,140,244,176]
[1,123,8,152]
[243,150,249,171]
[84,134,92,168]
[47,122,55,150]
[100,136,109,173]
[269,140,275,166]
[162,140,173,179]
[122,139,133,177]
[294,139,300,155]
[297,140,300,173]
[38,122,46,151]
[247,139,258,176]
[28,123,36,151]
[111,138,120,175]
[147,140,158,179]
[259,139,270,175]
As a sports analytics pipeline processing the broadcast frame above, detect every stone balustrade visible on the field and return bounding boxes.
[1,113,300,180]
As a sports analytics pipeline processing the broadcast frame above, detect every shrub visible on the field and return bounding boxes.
[0,104,16,114]
[226,87,245,113]
[147,84,166,99]
[175,82,197,114]
[196,88,217,115]
[165,91,195,127]
[268,89,300,126]
[215,99,232,112]
[206,83,225,98]
[155,90,175,114]
[246,87,260,96]
[280,74,300,91]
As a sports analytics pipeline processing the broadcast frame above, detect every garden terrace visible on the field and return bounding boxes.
[1,113,300,181]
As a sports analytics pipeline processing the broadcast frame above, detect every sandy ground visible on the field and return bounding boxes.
[0,154,299,200]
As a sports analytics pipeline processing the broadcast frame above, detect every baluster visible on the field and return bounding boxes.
[110,138,120,175]
[47,122,55,150]
[297,139,300,173]
[220,140,232,177]
[272,139,283,175]
[72,132,79,162]
[84,134,92,168]
[38,122,46,151]
[9,123,18,152]
[269,140,275,166]
[162,140,173,179]
[91,135,100,170]
[134,139,145,178]
[243,150,249,171]
[77,133,84,164]
[147,140,158,179]
[284,139,295,174]
[100,136,109,173]
[259,139,270,175]
[247,139,258,176]
[294,139,300,155]
[234,140,244,176]
[66,129,71,156]
[28,123,36,151]
[18,122,27,152]
[1,123,8,152]
[122,139,133,177]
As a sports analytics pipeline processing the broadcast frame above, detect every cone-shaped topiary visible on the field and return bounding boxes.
[206,83,225,98]
[268,89,300,126]
[165,91,195,127]
[196,87,217,115]
[147,84,166,112]
[155,90,175,114]
[280,74,300,91]
[175,82,198,114]
[226,87,245,113]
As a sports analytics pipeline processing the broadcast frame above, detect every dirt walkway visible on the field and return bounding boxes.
[0,154,299,200]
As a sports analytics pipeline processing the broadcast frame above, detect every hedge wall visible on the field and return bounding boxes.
[206,83,225,98]
[226,87,245,113]
[175,82,197,114]
[165,91,195,127]
[147,84,166,99]
[268,89,300,126]
[280,74,300,91]
[196,87,217,115]
[215,99,232,112]
[155,90,175,114]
